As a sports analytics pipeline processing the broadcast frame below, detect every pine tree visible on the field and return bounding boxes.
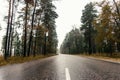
[81,2,97,54]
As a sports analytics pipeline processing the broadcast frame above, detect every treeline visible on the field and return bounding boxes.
[60,28,84,54]
[60,0,120,56]
[2,0,58,60]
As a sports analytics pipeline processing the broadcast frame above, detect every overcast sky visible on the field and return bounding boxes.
[54,0,100,48]
[0,0,8,49]
[0,0,102,49]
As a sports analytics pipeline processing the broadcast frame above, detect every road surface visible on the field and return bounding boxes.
[0,54,120,80]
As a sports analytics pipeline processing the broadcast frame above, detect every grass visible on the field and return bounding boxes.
[79,53,120,63]
[0,54,57,66]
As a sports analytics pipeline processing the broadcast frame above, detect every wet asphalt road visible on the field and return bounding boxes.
[0,54,120,80]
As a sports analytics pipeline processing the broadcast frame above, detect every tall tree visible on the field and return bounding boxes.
[23,0,34,57]
[41,0,58,54]
[27,0,37,56]
[112,0,120,52]
[3,0,58,59]
[4,0,12,60]
[81,2,97,54]
[8,0,15,56]
[93,0,120,55]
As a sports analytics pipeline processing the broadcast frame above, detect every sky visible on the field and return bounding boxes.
[0,0,8,49]
[54,0,99,48]
[0,0,101,49]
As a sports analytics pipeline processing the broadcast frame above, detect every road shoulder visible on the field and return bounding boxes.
[78,55,120,64]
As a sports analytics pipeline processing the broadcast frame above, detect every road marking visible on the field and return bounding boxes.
[65,68,71,80]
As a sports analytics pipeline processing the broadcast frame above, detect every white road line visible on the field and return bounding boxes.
[65,68,71,80]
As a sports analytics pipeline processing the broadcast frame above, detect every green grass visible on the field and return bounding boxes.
[0,54,57,66]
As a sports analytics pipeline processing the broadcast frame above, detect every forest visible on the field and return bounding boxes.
[0,0,120,80]
[1,0,58,60]
[60,0,120,57]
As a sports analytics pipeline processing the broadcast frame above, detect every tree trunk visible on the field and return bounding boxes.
[9,29,14,56]
[33,36,36,57]
[88,24,92,55]
[8,0,15,57]
[27,0,37,56]
[43,33,47,55]
[4,0,12,60]
[23,2,28,57]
